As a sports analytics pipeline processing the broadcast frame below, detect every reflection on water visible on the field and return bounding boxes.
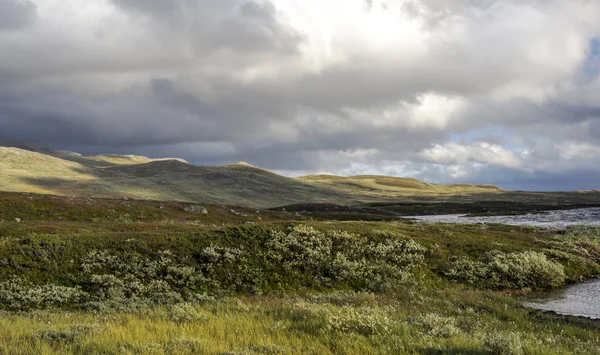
[411,208,600,228]
[524,279,600,319]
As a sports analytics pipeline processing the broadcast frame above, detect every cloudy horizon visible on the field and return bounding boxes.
[1,0,600,191]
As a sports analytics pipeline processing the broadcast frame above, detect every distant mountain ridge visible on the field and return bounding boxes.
[0,139,351,206]
[3,138,598,207]
[299,174,502,196]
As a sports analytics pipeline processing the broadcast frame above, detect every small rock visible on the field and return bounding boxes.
[122,197,130,201]
[184,205,208,214]
[14,218,21,223]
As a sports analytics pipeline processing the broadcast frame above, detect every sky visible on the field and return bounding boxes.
[1,0,600,191]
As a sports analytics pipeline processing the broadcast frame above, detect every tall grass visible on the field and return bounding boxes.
[1,289,600,354]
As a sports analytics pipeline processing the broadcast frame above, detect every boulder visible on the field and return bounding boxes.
[184,205,208,214]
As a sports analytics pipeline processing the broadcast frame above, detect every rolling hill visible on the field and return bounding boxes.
[298,174,502,198]
[2,138,600,208]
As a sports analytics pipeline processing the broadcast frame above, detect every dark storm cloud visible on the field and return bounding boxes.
[0,0,36,31]
[112,0,302,54]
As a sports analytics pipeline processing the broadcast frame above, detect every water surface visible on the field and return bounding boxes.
[412,207,600,318]
[525,279,600,319]
[411,207,600,228]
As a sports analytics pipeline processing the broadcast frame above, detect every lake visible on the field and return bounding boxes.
[524,280,600,319]
[410,207,600,229]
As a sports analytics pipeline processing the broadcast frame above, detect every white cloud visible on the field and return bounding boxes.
[558,141,600,161]
[420,142,524,169]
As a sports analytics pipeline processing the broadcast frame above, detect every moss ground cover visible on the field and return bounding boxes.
[1,193,600,354]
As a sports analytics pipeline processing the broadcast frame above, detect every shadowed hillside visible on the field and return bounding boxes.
[0,146,353,207]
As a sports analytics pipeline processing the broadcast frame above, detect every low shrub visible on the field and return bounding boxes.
[0,277,85,311]
[1,225,427,311]
[169,303,209,323]
[409,313,461,338]
[483,331,524,355]
[266,225,426,292]
[287,302,392,337]
[32,329,79,344]
[266,225,333,272]
[445,250,565,290]
[82,250,209,308]
[325,306,392,336]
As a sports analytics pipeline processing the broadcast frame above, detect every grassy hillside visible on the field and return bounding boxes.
[1,193,600,354]
[0,147,96,195]
[2,141,600,208]
[79,154,189,167]
[299,174,503,197]
[92,160,352,206]
[0,147,352,207]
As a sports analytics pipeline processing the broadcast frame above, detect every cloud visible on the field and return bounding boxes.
[0,0,600,190]
[0,0,37,31]
[420,142,524,169]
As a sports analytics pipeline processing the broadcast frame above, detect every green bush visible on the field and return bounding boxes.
[325,306,392,336]
[0,277,84,311]
[82,250,210,309]
[266,225,333,271]
[445,250,565,290]
[0,225,427,311]
[287,302,391,337]
[483,331,524,355]
[266,225,426,292]
[169,303,209,323]
[409,313,461,338]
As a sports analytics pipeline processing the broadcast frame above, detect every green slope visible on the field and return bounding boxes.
[299,174,503,197]
[0,147,352,207]
[0,147,97,195]
[2,140,600,208]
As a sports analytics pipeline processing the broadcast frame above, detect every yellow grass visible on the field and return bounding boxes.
[2,291,599,355]
[83,154,189,166]
[299,174,503,197]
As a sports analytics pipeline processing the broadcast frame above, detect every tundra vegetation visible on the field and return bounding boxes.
[1,193,600,354]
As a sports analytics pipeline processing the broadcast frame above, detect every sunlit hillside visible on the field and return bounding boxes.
[299,174,503,197]
[2,143,600,208]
